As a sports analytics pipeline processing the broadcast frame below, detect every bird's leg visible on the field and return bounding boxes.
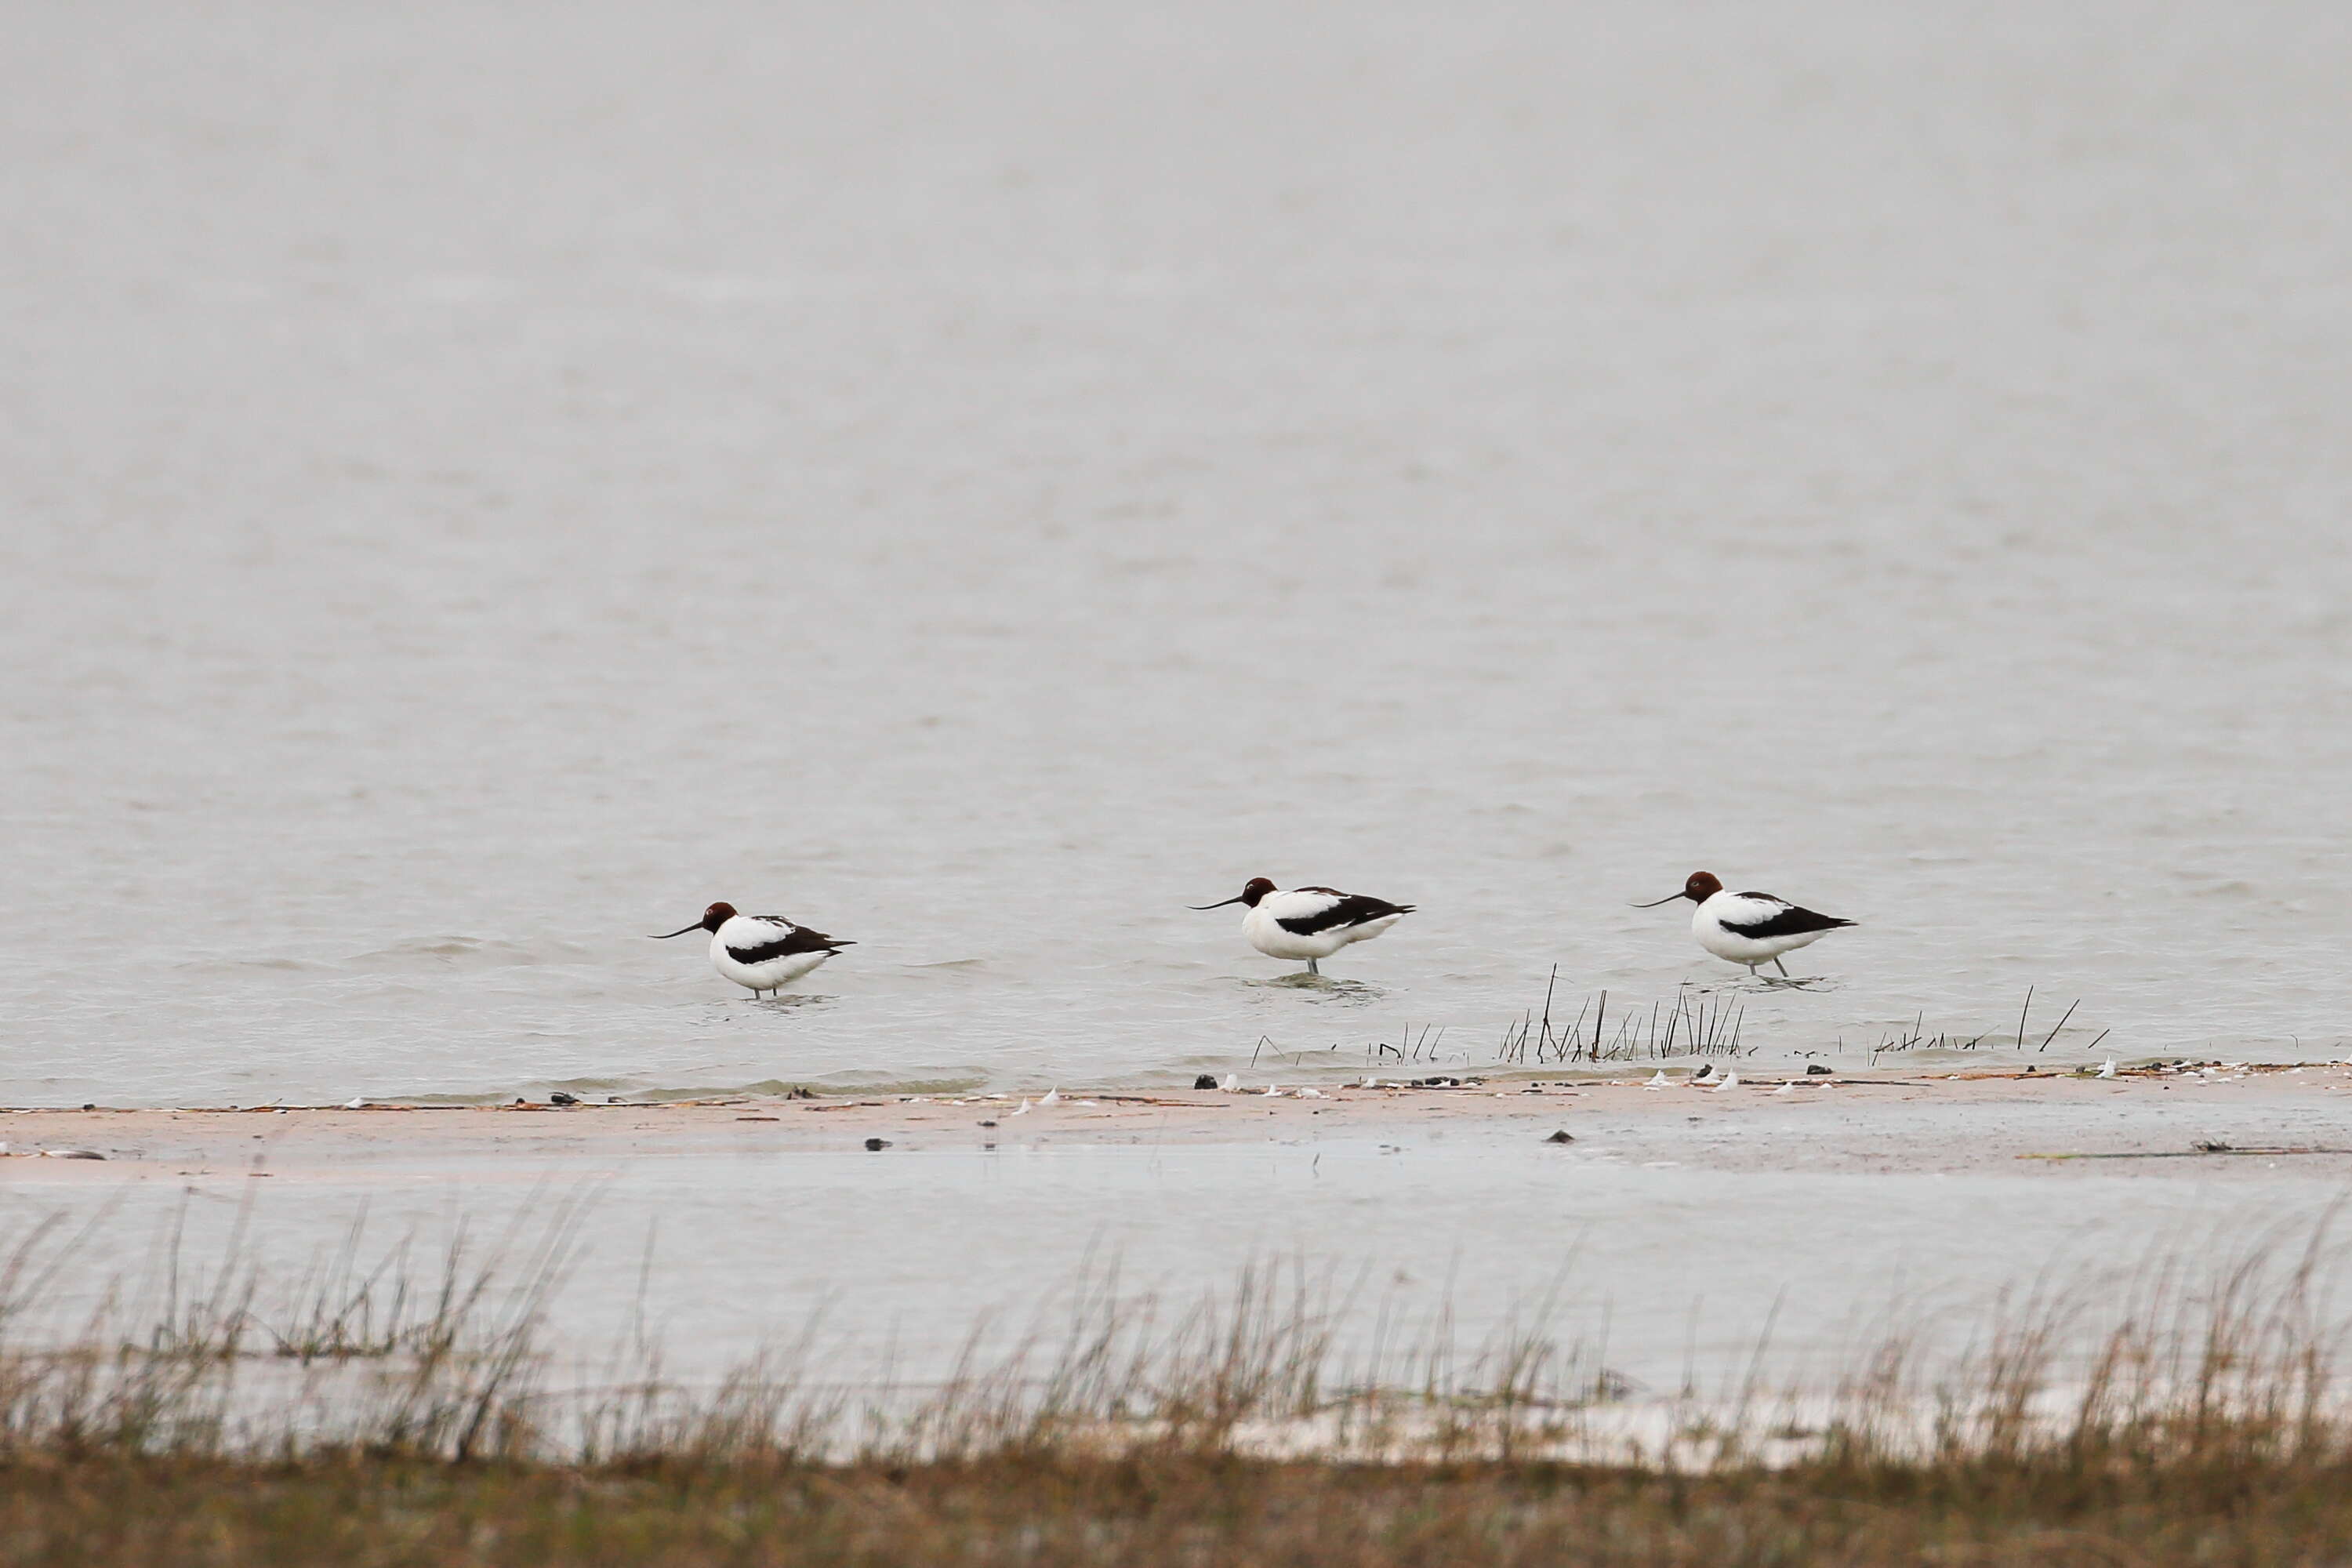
[1773,958,1791,978]
[1307,958,1320,976]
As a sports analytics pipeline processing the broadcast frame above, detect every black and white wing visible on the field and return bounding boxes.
[1270,887,1417,936]
[725,916,855,965]
[1715,893,1854,939]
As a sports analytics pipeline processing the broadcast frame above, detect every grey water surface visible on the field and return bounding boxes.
[6,0,2351,1107]
[17,1109,2352,1406]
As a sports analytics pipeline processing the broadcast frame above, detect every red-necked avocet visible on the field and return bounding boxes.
[650,901,854,997]
[1189,877,1416,975]
[1633,871,1855,978]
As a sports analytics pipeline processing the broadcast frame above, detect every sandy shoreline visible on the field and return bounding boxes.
[9,1063,2350,1183]
[13,1063,2352,1410]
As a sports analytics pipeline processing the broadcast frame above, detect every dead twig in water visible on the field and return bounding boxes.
[2035,998,2081,1053]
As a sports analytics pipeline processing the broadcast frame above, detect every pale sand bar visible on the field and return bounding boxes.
[9,1065,2351,1185]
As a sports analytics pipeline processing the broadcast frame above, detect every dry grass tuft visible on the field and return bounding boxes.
[14,1445,2352,1566]
[6,1203,2352,1562]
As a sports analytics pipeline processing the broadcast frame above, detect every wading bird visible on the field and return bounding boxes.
[1634,871,1854,978]
[1189,877,1415,976]
[650,902,853,997]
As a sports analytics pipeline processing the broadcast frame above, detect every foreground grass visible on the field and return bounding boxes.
[9,1445,2352,1566]
[11,1201,2352,1563]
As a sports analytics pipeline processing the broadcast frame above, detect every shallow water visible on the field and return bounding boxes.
[14,1118,2352,1404]
[5,0,2351,1106]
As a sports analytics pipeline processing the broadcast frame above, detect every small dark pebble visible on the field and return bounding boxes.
[1192,1074,1219,1090]
[82,1104,96,1112]
[978,1120,998,1128]
[2194,1140,2234,1153]
[788,1087,817,1100]
[1806,1064,1832,1076]
[864,1137,891,1152]
[607,1095,626,1105]
[514,1097,528,1105]
[550,1091,579,1105]
[1544,1130,1575,1145]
